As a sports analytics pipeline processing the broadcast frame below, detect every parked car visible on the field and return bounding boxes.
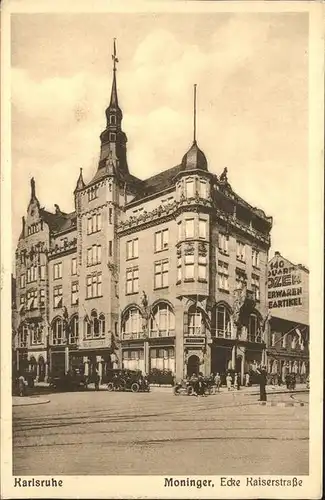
[106,369,150,393]
[49,370,88,391]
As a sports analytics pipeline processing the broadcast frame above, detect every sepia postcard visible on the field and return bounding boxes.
[1,0,324,499]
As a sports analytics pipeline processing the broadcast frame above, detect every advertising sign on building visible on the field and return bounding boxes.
[267,252,309,325]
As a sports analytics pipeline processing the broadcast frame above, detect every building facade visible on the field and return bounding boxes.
[265,251,309,382]
[13,47,273,384]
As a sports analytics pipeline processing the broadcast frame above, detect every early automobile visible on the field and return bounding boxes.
[106,369,150,393]
[49,370,88,391]
[174,375,213,396]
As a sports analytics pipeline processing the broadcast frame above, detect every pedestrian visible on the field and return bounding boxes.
[214,372,221,393]
[226,372,232,391]
[256,365,267,401]
[234,373,239,390]
[18,373,27,397]
[245,372,250,387]
[94,368,100,391]
[236,372,241,390]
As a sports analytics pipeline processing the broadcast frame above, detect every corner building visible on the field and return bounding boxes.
[13,50,273,383]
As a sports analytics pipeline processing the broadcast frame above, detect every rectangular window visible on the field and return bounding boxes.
[236,270,246,289]
[40,289,45,307]
[126,238,139,259]
[109,208,113,224]
[86,273,102,299]
[87,213,101,234]
[186,179,195,198]
[20,274,26,288]
[218,233,229,254]
[126,267,139,294]
[184,254,194,280]
[236,241,246,262]
[71,258,77,275]
[40,265,46,280]
[53,262,62,280]
[252,249,260,268]
[26,290,37,310]
[53,286,63,308]
[218,261,229,290]
[251,275,260,301]
[198,255,207,280]
[199,180,207,198]
[177,256,182,282]
[71,282,79,305]
[87,245,101,266]
[199,219,207,239]
[109,240,113,257]
[27,266,37,283]
[155,229,169,252]
[154,260,169,289]
[185,219,194,239]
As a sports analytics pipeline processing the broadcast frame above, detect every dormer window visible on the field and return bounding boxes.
[185,179,195,198]
[109,115,116,125]
[199,180,207,198]
[109,132,116,141]
[88,186,98,201]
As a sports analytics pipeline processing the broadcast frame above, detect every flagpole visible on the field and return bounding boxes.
[193,84,197,143]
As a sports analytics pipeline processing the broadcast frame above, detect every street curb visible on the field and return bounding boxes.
[13,397,50,407]
[245,389,308,396]
[259,401,305,407]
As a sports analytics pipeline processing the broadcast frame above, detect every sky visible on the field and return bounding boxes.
[11,11,309,268]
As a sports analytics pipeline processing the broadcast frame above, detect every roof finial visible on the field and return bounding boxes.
[193,84,197,144]
[112,38,119,72]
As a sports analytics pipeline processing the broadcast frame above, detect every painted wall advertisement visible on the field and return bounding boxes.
[268,258,302,309]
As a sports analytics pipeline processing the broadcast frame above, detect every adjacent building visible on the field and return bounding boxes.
[13,44,273,384]
[265,251,309,382]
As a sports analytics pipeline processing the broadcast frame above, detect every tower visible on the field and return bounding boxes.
[98,38,129,178]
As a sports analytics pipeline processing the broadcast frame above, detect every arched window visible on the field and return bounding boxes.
[122,308,142,339]
[52,318,64,345]
[99,314,105,336]
[150,303,175,338]
[69,315,79,344]
[216,304,231,338]
[188,306,202,336]
[248,313,260,342]
[91,310,100,338]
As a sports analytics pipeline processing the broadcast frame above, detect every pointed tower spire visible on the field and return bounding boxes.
[110,38,119,108]
[98,38,129,176]
[31,177,36,199]
[75,168,85,192]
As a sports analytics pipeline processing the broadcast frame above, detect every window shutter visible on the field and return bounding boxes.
[183,311,188,336]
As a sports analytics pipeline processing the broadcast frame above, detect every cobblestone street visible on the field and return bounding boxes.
[13,389,309,476]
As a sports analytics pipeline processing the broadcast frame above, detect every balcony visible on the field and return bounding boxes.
[121,332,145,341]
[149,329,175,339]
[212,329,232,339]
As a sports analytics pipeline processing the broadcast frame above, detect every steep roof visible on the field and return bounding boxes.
[130,164,182,203]
[40,209,76,234]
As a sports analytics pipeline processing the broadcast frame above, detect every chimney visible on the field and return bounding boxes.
[274,251,280,256]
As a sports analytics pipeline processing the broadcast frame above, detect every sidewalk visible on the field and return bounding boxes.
[34,381,308,395]
[13,396,50,407]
